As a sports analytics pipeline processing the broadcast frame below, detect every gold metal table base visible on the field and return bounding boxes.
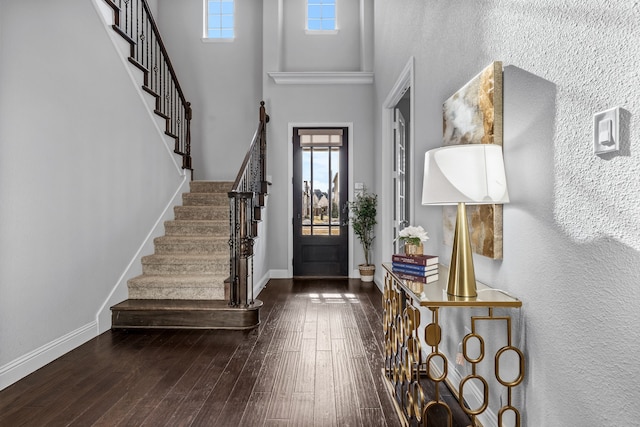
[382,265,524,427]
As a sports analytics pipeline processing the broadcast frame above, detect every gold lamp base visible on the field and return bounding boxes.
[447,202,477,297]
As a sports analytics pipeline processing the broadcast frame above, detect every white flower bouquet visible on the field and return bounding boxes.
[397,225,429,246]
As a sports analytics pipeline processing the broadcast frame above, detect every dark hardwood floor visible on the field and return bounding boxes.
[0,279,402,427]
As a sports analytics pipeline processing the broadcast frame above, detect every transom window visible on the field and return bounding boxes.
[204,0,234,39]
[307,0,336,31]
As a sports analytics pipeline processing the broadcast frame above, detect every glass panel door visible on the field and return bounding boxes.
[293,128,348,276]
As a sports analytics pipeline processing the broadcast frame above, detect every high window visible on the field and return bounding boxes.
[204,0,234,40]
[307,0,336,32]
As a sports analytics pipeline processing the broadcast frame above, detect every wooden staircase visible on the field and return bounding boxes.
[111,181,262,329]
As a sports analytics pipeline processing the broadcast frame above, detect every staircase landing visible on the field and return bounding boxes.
[111,299,262,330]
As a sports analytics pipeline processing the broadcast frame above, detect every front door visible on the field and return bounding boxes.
[293,127,349,276]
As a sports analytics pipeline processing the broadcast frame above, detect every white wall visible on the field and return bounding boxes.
[157,0,264,181]
[262,0,375,275]
[0,0,187,389]
[282,0,361,71]
[374,0,640,425]
[262,85,375,275]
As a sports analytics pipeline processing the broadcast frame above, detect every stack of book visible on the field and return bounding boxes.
[391,253,439,284]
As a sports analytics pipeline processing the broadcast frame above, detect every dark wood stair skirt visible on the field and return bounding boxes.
[111,299,262,330]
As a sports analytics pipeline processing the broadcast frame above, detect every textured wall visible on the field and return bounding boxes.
[374,0,640,425]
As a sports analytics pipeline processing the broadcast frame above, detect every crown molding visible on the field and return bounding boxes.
[268,71,374,85]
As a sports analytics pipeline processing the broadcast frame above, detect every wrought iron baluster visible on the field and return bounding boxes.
[103,0,193,174]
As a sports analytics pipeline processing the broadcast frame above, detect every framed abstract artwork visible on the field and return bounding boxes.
[442,61,504,259]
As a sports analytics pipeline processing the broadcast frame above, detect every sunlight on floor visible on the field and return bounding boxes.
[306,292,360,304]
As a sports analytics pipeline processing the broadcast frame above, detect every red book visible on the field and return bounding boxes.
[391,254,438,266]
[392,270,439,284]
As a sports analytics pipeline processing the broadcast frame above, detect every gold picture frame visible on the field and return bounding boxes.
[442,61,504,259]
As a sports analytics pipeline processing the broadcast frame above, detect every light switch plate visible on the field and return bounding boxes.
[593,107,620,154]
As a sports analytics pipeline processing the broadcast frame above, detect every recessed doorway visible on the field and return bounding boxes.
[292,127,349,277]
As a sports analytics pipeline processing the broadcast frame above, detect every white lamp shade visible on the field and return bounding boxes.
[422,144,509,205]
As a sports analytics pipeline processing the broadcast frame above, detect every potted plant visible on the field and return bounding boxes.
[348,188,377,282]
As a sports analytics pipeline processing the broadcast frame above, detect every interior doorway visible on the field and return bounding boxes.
[394,92,411,254]
[292,127,349,276]
[381,57,415,263]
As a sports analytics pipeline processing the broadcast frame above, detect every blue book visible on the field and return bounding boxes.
[391,262,438,274]
[392,265,438,277]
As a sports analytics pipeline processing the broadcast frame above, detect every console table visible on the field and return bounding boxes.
[382,263,524,427]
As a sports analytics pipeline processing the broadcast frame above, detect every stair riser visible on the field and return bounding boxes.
[189,181,233,193]
[174,206,228,220]
[154,241,229,255]
[165,222,227,236]
[128,287,225,300]
[142,262,228,275]
[111,301,262,330]
[127,275,227,300]
[182,193,229,206]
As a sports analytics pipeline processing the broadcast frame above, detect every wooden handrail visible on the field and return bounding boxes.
[232,122,264,190]
[228,102,269,307]
[138,0,188,109]
[103,0,193,175]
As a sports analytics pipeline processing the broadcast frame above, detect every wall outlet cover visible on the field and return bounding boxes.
[593,107,620,155]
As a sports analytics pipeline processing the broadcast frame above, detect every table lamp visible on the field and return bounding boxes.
[421,144,509,297]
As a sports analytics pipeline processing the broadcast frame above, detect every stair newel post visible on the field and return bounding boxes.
[238,194,249,307]
[228,193,239,306]
[184,101,193,176]
[228,191,253,308]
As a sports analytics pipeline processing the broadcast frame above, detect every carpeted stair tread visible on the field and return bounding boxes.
[164,220,227,236]
[153,236,228,254]
[128,274,226,286]
[127,274,226,299]
[124,181,234,303]
[182,193,228,206]
[142,253,228,262]
[141,254,229,275]
[174,205,228,220]
[189,181,234,193]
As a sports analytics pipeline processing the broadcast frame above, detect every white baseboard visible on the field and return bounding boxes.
[0,321,97,392]
[254,271,271,297]
[373,277,383,292]
[268,269,290,279]
[253,269,292,298]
